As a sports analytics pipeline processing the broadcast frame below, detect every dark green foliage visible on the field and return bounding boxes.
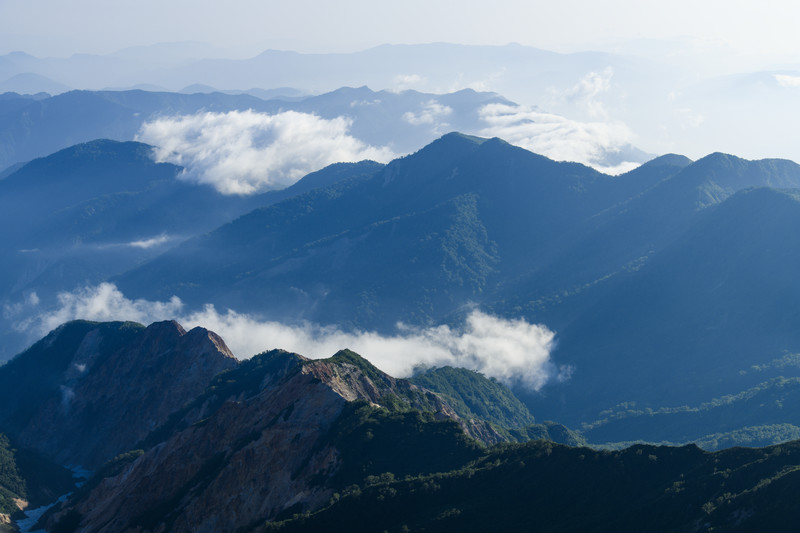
[327,401,484,488]
[585,376,800,446]
[517,185,800,440]
[0,434,26,515]
[321,349,390,386]
[410,366,535,429]
[0,433,74,518]
[509,421,587,447]
[265,439,800,532]
[406,366,589,446]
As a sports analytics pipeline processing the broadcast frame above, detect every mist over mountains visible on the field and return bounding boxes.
[3,38,800,528]
[4,127,800,453]
[4,41,800,164]
[0,83,646,181]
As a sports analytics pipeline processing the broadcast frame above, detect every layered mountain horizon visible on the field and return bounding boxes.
[7,0,800,526]
[4,124,800,530]
[3,130,800,452]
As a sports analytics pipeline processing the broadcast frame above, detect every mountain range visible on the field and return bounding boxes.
[3,37,800,532]
[0,86,516,173]
[103,132,800,447]
[2,126,800,532]
[0,139,381,360]
[4,130,800,450]
[5,42,800,164]
[0,318,539,530]
[2,319,800,532]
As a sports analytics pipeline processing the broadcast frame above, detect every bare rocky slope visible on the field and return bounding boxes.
[43,348,494,533]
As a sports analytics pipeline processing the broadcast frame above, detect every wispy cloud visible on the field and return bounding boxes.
[3,292,40,320]
[127,234,172,249]
[402,100,453,130]
[477,102,640,175]
[17,283,184,335]
[19,283,561,390]
[136,110,396,195]
[775,74,800,88]
[564,67,614,119]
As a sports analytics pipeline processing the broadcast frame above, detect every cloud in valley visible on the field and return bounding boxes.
[477,102,640,175]
[21,283,561,390]
[402,100,453,130]
[136,110,396,195]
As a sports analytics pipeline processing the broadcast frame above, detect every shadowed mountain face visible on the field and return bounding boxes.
[0,139,382,297]
[0,139,382,360]
[0,320,237,469]
[114,134,645,327]
[110,133,800,444]
[4,131,800,448]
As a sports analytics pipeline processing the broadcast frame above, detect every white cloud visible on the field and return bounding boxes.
[183,305,558,390]
[22,284,561,390]
[401,100,453,128]
[564,67,614,119]
[3,292,40,320]
[127,234,172,249]
[775,74,800,88]
[136,110,396,195]
[18,283,183,335]
[477,102,640,175]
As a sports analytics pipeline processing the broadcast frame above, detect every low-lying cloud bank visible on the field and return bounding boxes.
[136,103,641,190]
[19,283,561,390]
[477,102,641,175]
[136,110,396,195]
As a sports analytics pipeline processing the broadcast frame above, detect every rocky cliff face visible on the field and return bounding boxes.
[0,320,237,469]
[44,349,494,533]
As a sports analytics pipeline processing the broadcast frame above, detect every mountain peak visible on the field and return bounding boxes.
[146,319,187,336]
[641,153,693,169]
[0,320,237,468]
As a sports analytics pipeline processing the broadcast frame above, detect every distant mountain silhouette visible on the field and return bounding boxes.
[0,87,511,171]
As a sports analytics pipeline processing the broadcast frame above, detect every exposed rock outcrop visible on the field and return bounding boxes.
[0,320,237,469]
[44,349,493,533]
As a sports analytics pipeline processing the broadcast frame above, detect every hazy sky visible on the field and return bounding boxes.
[2,0,799,163]
[2,0,799,65]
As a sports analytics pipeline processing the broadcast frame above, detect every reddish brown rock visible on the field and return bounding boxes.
[45,350,494,533]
